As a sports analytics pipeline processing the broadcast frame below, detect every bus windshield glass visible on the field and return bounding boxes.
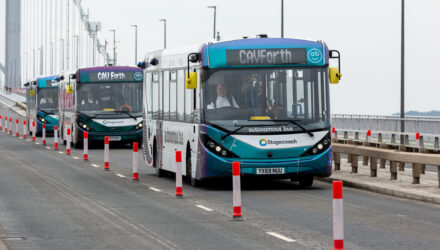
[77,82,142,117]
[37,88,59,111]
[204,67,330,134]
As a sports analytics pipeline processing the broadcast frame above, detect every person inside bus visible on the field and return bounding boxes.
[39,92,54,105]
[207,82,239,109]
[81,90,99,109]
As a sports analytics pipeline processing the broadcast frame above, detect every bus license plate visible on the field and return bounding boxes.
[257,168,285,175]
[108,136,121,141]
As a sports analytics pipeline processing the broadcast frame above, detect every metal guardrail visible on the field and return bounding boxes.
[332,114,440,134]
[333,128,440,151]
[332,143,440,187]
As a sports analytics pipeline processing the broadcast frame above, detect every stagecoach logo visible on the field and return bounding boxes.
[134,72,143,81]
[307,48,322,64]
[259,138,297,146]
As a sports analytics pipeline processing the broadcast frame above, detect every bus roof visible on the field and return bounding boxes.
[36,75,59,88]
[76,66,143,83]
[143,37,329,70]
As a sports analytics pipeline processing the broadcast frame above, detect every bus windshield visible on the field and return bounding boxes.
[204,67,330,134]
[77,82,142,118]
[37,88,59,111]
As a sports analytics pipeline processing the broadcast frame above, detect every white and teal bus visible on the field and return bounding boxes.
[24,75,60,136]
[58,66,144,148]
[141,37,341,187]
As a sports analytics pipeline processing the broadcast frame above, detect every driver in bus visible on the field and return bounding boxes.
[39,92,54,105]
[207,82,239,109]
[81,90,99,107]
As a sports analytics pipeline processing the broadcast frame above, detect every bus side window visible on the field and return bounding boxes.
[177,70,185,121]
[169,71,177,121]
[162,71,169,120]
[152,72,160,119]
[146,73,152,116]
[184,70,192,122]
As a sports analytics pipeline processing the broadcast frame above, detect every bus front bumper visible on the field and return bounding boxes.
[200,145,332,179]
[77,126,143,142]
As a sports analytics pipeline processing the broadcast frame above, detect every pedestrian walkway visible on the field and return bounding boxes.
[320,159,440,204]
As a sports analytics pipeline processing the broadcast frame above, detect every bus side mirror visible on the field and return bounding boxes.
[29,90,35,96]
[186,72,197,89]
[66,85,73,94]
[329,67,342,84]
[329,50,342,84]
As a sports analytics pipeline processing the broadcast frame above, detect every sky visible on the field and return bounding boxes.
[2,0,440,115]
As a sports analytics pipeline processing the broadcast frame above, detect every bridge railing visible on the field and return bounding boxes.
[333,128,440,151]
[332,114,440,134]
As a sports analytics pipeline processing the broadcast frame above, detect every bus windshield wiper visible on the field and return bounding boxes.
[272,119,314,137]
[221,123,287,141]
[117,110,137,121]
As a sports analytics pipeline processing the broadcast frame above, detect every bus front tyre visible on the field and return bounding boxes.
[299,176,314,187]
[186,149,201,187]
[153,144,165,177]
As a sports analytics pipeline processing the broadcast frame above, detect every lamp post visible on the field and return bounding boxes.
[207,6,216,40]
[400,0,405,144]
[131,25,138,65]
[159,19,167,49]
[281,0,284,38]
[110,29,116,65]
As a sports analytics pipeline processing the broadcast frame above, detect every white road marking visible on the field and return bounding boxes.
[91,164,100,168]
[35,142,39,145]
[46,146,51,149]
[72,156,79,160]
[116,174,126,178]
[149,187,161,192]
[266,232,296,242]
[195,205,213,212]
[58,151,63,154]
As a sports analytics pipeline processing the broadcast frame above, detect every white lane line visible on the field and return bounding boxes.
[195,205,213,212]
[91,164,100,168]
[58,151,63,154]
[72,156,79,160]
[266,232,296,242]
[149,187,161,192]
[116,174,126,178]
[46,146,51,149]
[35,142,40,145]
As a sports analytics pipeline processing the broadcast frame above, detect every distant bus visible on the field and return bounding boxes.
[141,37,342,187]
[24,75,60,135]
[58,66,144,148]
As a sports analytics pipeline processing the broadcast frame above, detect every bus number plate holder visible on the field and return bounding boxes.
[257,168,285,175]
[108,136,121,141]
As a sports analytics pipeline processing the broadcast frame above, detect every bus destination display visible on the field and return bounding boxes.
[87,71,143,82]
[226,48,307,66]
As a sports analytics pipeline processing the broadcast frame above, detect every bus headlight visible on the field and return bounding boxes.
[201,133,239,158]
[135,122,143,130]
[77,120,90,131]
[37,114,45,123]
[301,132,331,157]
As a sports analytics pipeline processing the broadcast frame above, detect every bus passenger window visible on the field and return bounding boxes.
[177,70,185,121]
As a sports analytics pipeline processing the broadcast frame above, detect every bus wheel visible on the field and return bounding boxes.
[299,176,314,187]
[186,147,201,187]
[154,142,165,177]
